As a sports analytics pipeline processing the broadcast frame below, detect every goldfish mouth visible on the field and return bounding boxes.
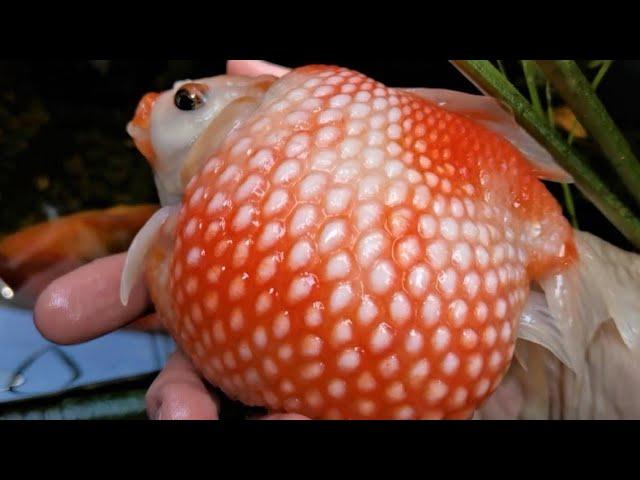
[127,121,156,164]
[128,92,159,165]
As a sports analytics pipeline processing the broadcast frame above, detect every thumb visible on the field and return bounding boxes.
[226,60,291,78]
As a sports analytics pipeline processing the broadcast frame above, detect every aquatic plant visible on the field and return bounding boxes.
[453,60,640,250]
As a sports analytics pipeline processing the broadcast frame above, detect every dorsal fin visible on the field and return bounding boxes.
[405,88,573,183]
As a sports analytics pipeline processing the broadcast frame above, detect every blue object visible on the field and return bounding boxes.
[0,304,174,403]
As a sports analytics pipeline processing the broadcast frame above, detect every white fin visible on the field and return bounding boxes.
[540,230,640,351]
[493,231,640,420]
[513,341,529,372]
[518,289,577,372]
[120,206,176,306]
[509,313,640,419]
[512,290,575,418]
[515,230,640,385]
[497,231,640,419]
[405,88,573,183]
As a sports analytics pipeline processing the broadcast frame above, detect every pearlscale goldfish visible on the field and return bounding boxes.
[121,62,640,419]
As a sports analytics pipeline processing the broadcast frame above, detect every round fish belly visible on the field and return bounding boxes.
[164,66,555,419]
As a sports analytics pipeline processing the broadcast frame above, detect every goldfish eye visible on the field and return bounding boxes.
[174,83,208,111]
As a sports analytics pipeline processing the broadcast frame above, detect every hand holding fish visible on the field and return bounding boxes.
[33,252,308,420]
[34,60,640,420]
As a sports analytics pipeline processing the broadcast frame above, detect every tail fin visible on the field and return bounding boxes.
[514,231,640,413]
[521,231,640,372]
[480,232,640,419]
[541,230,640,358]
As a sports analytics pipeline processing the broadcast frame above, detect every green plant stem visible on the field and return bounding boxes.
[521,60,545,117]
[545,81,554,125]
[561,183,579,228]
[544,79,580,228]
[497,60,508,79]
[451,60,640,249]
[568,60,613,144]
[536,60,640,208]
[591,60,613,90]
[562,61,612,227]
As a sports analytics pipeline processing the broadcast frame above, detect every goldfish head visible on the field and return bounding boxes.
[127,74,277,206]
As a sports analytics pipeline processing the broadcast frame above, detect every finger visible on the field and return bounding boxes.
[259,413,310,420]
[7,258,84,309]
[127,312,166,332]
[226,60,291,78]
[146,350,220,420]
[33,253,150,344]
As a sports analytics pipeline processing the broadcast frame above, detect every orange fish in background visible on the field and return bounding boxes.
[120,62,640,419]
[0,204,157,309]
